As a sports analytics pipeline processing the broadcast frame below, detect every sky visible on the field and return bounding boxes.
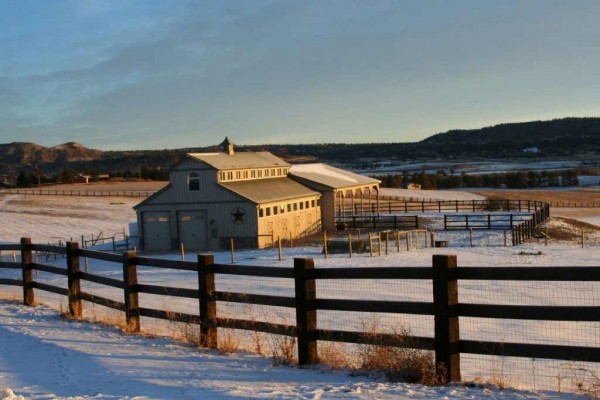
[0,0,599,151]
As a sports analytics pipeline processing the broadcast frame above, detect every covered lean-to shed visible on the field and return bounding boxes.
[134,139,322,251]
[289,163,380,231]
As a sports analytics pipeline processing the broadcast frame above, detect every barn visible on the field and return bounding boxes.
[135,139,380,251]
[134,139,322,251]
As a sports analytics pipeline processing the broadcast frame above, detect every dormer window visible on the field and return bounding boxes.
[188,173,200,191]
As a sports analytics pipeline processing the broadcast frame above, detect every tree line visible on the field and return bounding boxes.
[375,169,581,190]
[13,166,168,188]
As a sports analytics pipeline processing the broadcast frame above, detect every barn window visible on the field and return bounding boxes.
[287,204,292,212]
[259,208,264,218]
[311,200,315,208]
[266,207,271,217]
[273,206,278,215]
[188,173,200,191]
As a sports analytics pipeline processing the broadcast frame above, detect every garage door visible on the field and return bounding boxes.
[178,210,208,251]
[142,211,171,250]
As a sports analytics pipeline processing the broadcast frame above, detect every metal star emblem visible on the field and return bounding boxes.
[231,207,246,223]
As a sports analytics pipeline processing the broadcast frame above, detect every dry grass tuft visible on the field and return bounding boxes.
[318,341,351,369]
[357,317,440,385]
[270,334,297,366]
[218,329,241,354]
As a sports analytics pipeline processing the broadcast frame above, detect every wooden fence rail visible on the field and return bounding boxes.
[0,189,155,197]
[0,238,598,384]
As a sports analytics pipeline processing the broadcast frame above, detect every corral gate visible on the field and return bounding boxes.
[142,211,171,250]
[177,210,208,251]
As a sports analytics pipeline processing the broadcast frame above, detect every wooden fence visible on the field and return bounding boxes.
[1,238,599,383]
[340,215,419,230]
[548,202,600,208]
[0,189,155,197]
[443,213,534,230]
[372,198,549,214]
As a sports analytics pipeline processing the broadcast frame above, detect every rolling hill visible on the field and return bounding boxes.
[1,117,598,176]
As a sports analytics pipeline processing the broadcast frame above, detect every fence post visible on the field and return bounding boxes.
[294,257,318,365]
[198,254,217,349]
[122,250,140,333]
[66,242,82,318]
[432,254,460,383]
[20,238,34,306]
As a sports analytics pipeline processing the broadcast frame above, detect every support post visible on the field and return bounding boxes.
[198,254,217,348]
[278,236,282,261]
[294,258,318,365]
[66,242,82,318]
[122,250,140,333]
[20,238,34,306]
[348,233,353,258]
[432,254,460,383]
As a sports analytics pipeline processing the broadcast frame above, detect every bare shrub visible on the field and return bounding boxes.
[356,317,439,385]
[269,334,297,366]
[564,364,600,398]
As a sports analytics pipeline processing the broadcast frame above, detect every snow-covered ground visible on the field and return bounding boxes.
[379,188,486,201]
[0,192,598,399]
[1,298,586,400]
[356,160,587,176]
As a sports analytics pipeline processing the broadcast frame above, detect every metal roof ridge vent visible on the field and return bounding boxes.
[220,137,235,156]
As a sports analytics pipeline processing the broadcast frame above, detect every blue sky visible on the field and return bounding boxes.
[0,0,599,150]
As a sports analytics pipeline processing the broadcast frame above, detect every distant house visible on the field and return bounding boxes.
[134,138,380,251]
[73,174,91,184]
[0,175,14,188]
[72,173,109,184]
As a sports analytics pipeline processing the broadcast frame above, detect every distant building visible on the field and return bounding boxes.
[73,174,91,184]
[134,138,380,251]
[406,183,421,190]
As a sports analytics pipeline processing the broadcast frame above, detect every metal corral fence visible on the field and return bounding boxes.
[0,238,598,388]
[0,188,155,197]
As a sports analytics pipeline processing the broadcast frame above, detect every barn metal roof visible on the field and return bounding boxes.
[290,163,380,190]
[187,151,290,170]
[220,178,320,204]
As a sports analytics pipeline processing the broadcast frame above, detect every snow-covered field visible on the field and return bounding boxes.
[0,192,599,399]
[356,159,587,176]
